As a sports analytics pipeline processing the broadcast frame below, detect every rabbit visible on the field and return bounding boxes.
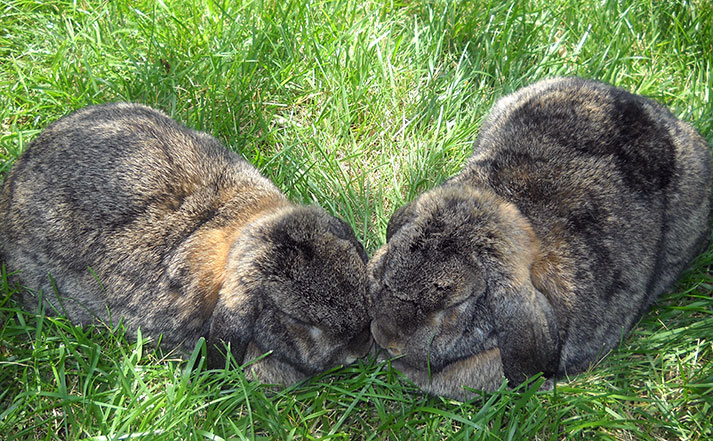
[368,77,713,400]
[0,102,372,386]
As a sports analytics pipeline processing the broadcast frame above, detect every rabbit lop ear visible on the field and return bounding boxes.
[488,278,560,386]
[206,297,259,369]
[328,216,368,263]
[386,202,416,241]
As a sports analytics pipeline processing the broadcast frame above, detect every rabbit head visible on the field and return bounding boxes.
[368,185,560,398]
[207,205,372,385]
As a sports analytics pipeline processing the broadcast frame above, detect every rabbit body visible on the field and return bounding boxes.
[368,77,712,399]
[0,103,371,384]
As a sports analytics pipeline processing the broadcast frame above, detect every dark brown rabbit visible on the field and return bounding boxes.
[368,77,712,399]
[0,103,372,385]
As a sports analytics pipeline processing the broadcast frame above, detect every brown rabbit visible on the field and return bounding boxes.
[0,103,372,385]
[368,77,712,399]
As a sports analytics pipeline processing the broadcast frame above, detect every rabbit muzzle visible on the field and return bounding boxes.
[370,319,405,356]
[344,326,373,364]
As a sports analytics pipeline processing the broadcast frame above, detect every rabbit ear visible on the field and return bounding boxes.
[206,298,259,369]
[386,202,416,241]
[488,278,560,385]
[328,216,368,263]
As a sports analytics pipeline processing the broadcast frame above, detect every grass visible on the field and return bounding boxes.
[1,0,712,439]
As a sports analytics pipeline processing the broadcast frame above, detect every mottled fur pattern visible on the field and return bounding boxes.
[368,77,713,400]
[0,103,372,384]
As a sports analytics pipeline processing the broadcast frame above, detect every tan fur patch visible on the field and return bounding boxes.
[497,200,540,287]
[192,228,235,310]
[189,196,289,315]
[531,229,576,309]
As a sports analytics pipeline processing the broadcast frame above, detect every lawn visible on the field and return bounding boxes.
[1,0,712,439]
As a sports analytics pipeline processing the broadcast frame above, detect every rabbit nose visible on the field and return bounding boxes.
[346,327,373,362]
[370,320,404,356]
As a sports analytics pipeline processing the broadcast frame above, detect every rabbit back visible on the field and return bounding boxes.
[453,77,712,374]
[0,103,287,349]
[369,78,712,399]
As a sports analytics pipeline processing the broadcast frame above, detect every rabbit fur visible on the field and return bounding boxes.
[0,103,372,385]
[368,77,712,399]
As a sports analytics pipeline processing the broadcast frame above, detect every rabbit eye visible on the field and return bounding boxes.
[434,281,453,292]
[443,296,471,314]
[278,308,311,327]
[280,310,330,336]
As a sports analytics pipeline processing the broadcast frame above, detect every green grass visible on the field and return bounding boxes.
[1,0,712,439]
